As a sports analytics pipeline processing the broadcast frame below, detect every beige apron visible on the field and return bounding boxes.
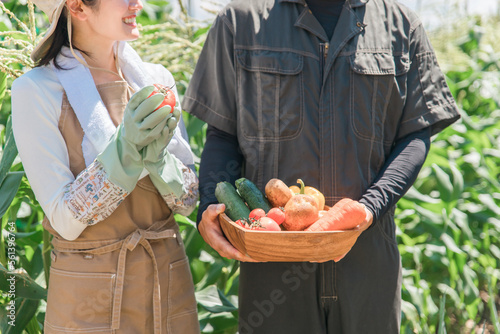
[43,81,199,334]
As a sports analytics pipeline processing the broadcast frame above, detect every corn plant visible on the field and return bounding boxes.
[398,17,500,334]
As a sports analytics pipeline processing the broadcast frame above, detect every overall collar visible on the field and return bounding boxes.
[282,0,367,84]
[292,0,366,43]
[279,0,369,8]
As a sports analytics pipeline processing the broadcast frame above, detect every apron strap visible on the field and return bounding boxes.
[111,228,176,333]
[50,217,173,251]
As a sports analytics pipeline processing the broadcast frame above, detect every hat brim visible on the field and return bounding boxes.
[31,2,66,63]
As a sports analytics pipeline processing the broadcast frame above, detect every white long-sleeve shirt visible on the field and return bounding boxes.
[12,62,197,240]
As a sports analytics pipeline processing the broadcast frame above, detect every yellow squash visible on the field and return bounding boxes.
[289,179,325,211]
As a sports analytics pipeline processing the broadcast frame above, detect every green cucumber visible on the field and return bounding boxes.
[235,177,272,212]
[215,181,251,221]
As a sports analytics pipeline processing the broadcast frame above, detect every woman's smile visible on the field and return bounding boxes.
[123,15,137,27]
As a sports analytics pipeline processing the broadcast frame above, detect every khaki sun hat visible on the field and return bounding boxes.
[31,0,67,62]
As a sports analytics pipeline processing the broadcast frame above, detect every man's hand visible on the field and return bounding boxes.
[199,204,257,262]
[332,206,374,262]
[357,205,373,232]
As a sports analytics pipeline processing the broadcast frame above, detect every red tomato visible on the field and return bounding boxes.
[256,217,281,231]
[266,207,285,225]
[249,208,266,221]
[234,219,246,228]
[148,84,176,112]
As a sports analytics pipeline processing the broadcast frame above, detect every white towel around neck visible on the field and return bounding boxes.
[51,42,194,170]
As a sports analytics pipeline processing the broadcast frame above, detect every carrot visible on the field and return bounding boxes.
[305,198,366,232]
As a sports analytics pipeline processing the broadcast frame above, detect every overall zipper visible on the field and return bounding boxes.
[319,42,329,82]
[319,42,338,304]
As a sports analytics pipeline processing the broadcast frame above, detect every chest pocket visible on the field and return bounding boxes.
[236,49,304,140]
[349,52,409,144]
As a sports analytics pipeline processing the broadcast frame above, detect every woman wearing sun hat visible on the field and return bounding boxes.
[11,0,200,332]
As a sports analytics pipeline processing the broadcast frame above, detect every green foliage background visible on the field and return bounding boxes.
[0,1,499,333]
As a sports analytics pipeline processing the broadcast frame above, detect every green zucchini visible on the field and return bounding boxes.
[235,177,272,212]
[215,181,251,221]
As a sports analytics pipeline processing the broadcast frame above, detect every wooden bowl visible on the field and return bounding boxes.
[218,213,364,262]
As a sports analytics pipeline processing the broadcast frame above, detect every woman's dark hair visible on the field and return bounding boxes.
[36,8,69,69]
[36,0,100,69]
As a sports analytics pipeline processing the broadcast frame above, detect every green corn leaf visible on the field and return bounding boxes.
[196,261,226,289]
[414,204,444,225]
[450,163,464,201]
[488,276,500,334]
[432,164,453,203]
[452,209,473,241]
[432,164,453,202]
[0,71,6,110]
[198,311,238,332]
[174,213,197,229]
[225,267,240,296]
[404,283,424,313]
[0,116,19,187]
[404,186,440,204]
[0,263,47,300]
[478,194,500,216]
[0,298,40,334]
[25,315,43,333]
[195,285,237,313]
[437,283,462,307]
[465,298,481,323]
[437,294,447,334]
[186,116,206,138]
[441,233,465,255]
[184,229,206,263]
[0,171,24,219]
[490,244,500,261]
[190,258,207,285]
[462,264,480,298]
[401,300,422,333]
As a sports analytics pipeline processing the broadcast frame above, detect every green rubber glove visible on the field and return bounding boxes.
[143,103,185,198]
[96,85,171,193]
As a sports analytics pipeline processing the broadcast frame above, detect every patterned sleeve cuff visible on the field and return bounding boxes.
[63,160,129,225]
[161,165,199,216]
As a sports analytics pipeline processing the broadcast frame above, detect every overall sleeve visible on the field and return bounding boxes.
[183,12,238,135]
[396,19,460,140]
[359,127,430,220]
[361,15,460,220]
[197,125,243,223]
